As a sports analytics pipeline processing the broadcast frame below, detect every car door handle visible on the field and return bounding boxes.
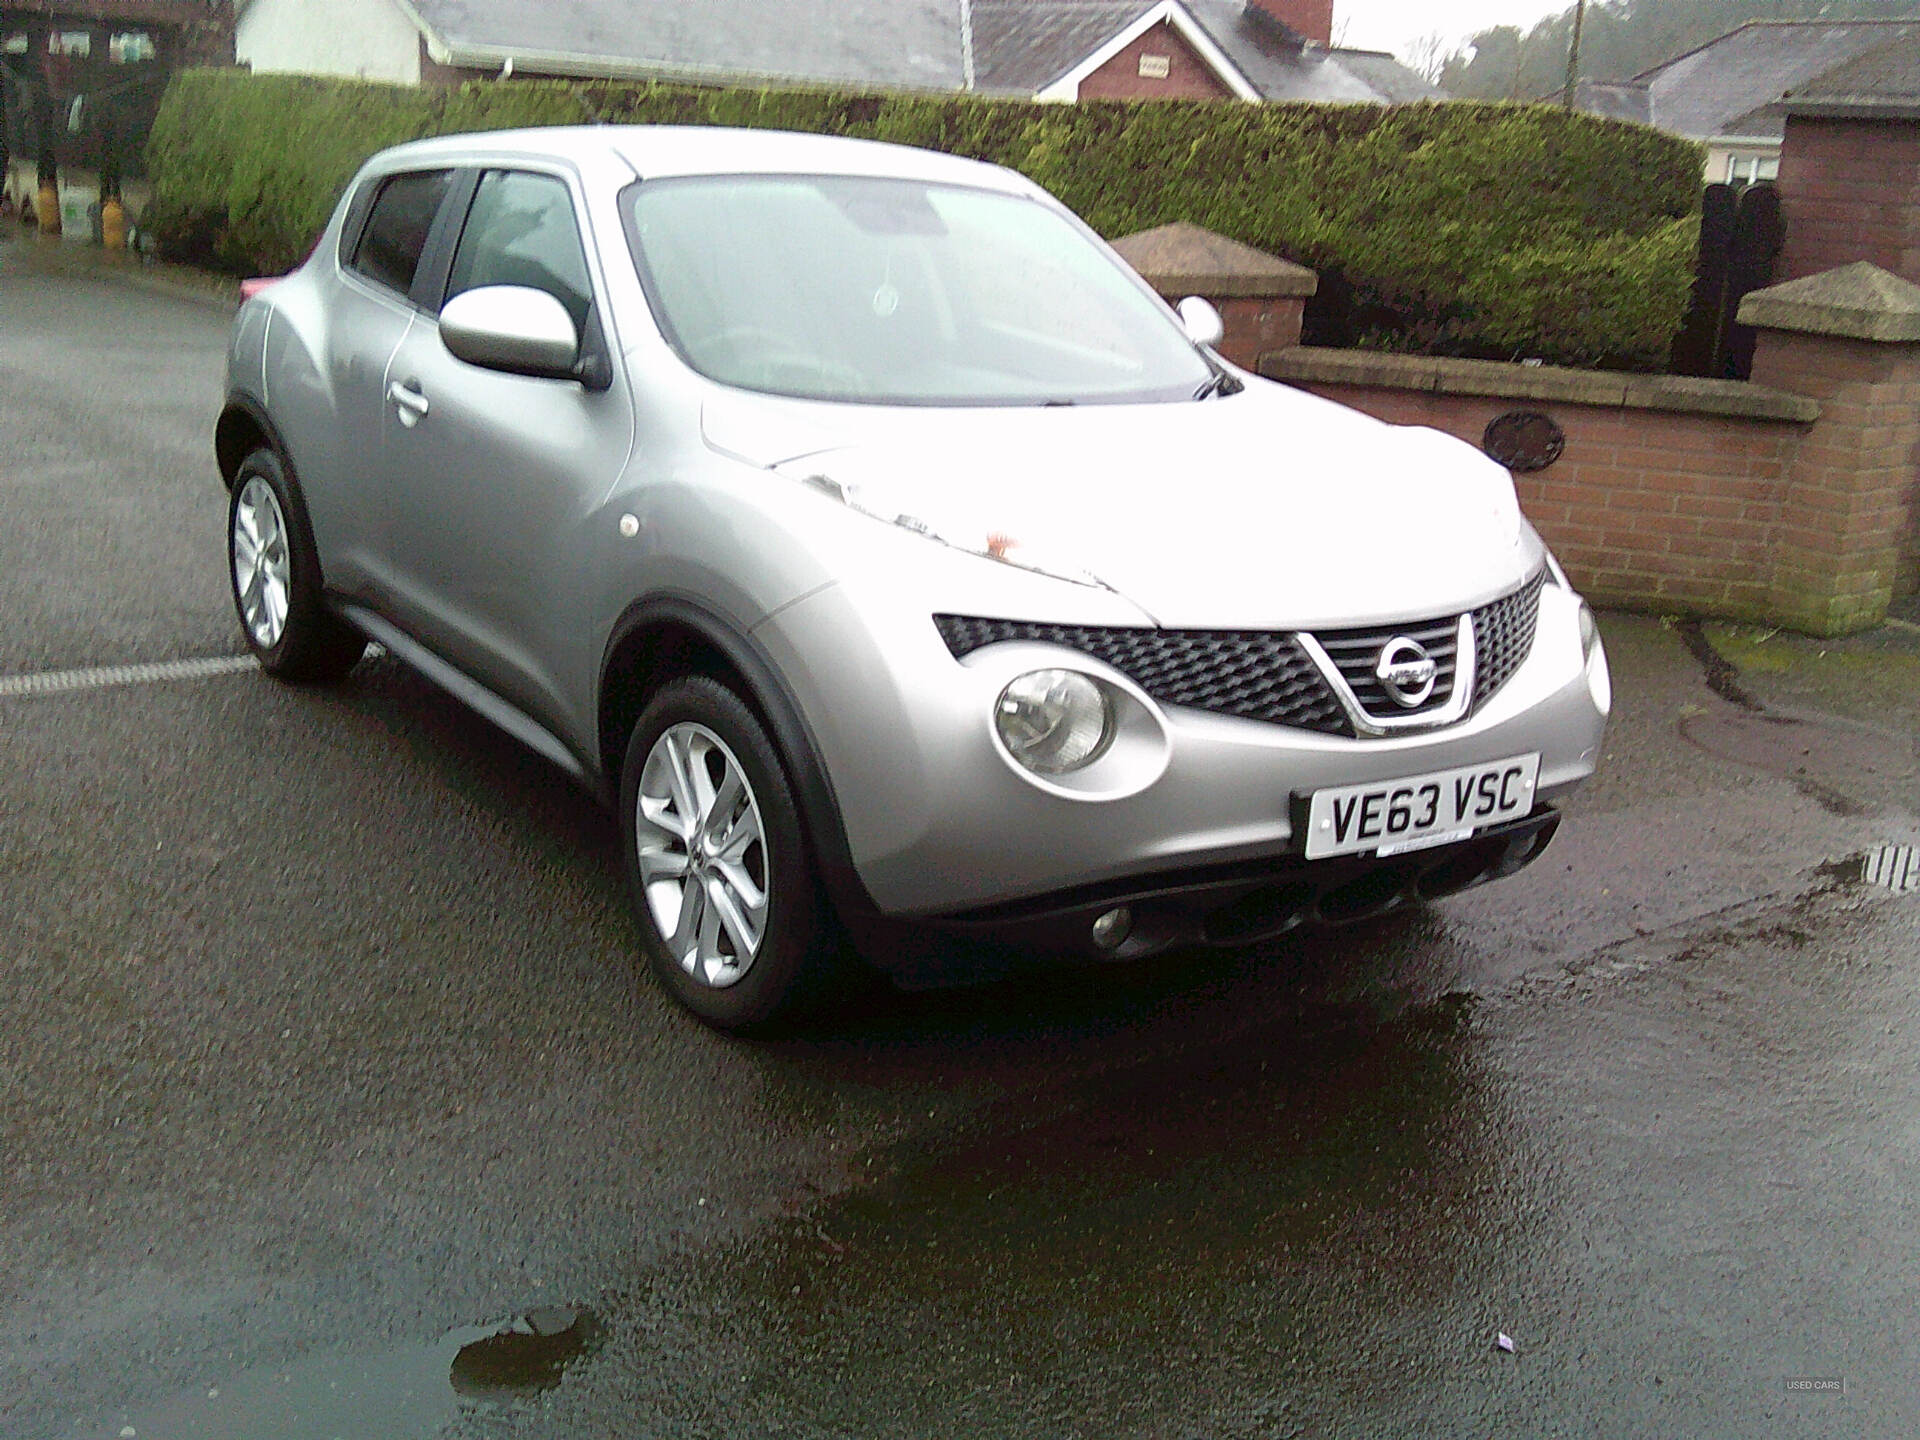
[387,380,430,426]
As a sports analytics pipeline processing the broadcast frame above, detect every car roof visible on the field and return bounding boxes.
[366,124,1037,193]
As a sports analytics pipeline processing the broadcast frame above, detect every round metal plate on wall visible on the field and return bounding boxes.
[1483,410,1566,473]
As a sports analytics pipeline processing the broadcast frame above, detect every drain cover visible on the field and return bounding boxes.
[1863,845,1920,894]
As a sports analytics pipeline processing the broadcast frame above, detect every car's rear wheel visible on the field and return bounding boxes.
[228,448,365,681]
[620,675,824,1032]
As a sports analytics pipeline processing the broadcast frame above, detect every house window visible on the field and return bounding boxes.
[1138,53,1171,79]
[109,32,156,63]
[3,33,28,55]
[49,31,92,58]
[1726,153,1778,186]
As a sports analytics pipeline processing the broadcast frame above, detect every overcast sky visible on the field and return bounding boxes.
[1335,0,1576,63]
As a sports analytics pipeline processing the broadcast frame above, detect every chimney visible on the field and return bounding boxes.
[1245,0,1334,47]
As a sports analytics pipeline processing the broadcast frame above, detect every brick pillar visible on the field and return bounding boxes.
[1740,262,1920,632]
[1108,221,1317,371]
[1775,114,1920,288]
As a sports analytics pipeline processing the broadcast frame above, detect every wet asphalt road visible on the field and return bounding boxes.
[4,238,1920,1437]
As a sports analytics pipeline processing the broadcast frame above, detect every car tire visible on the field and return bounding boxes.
[620,675,825,1032]
[227,448,366,681]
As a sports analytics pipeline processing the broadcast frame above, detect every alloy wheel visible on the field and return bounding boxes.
[634,721,770,989]
[232,475,292,650]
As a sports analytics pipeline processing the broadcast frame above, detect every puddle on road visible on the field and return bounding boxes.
[582,994,1536,1436]
[525,878,1913,1435]
[448,1305,598,1400]
[81,863,1911,1436]
[92,1307,597,1440]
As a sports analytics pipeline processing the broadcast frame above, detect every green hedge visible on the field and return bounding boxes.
[147,68,1703,369]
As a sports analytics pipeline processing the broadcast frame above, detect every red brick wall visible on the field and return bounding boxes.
[1777,114,1920,287]
[1078,21,1233,101]
[1291,385,1806,618]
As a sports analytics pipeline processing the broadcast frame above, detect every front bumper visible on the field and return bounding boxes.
[755,576,1607,922]
[923,805,1559,960]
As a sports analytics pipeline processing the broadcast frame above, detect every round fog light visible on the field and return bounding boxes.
[996,669,1114,775]
[1578,601,1600,658]
[1091,905,1132,951]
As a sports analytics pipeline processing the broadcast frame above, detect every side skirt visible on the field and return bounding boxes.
[337,603,594,791]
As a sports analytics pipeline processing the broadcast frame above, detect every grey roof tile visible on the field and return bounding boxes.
[411,0,968,90]
[1625,19,1920,140]
[971,0,1149,93]
[1327,47,1447,105]
[1571,79,1652,126]
[1787,33,1920,116]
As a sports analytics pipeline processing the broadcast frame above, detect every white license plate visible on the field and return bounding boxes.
[1303,754,1540,860]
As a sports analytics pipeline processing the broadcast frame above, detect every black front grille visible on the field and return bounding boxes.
[1470,571,1545,710]
[1308,613,1461,721]
[932,616,1352,735]
[933,570,1545,737]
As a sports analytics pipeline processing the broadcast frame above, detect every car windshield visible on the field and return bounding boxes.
[623,174,1215,406]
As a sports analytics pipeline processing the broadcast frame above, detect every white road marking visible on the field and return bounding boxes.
[0,654,257,698]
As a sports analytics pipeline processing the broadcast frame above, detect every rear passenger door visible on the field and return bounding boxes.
[309,167,458,599]
[378,166,633,741]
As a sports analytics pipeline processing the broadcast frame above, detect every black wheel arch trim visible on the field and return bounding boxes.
[218,399,359,636]
[215,393,296,491]
[601,594,882,924]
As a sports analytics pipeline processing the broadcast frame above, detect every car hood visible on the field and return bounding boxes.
[702,381,1537,630]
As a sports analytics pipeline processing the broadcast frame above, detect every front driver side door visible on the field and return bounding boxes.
[378,167,633,742]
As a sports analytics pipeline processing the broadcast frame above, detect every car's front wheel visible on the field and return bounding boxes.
[228,448,366,681]
[620,675,825,1032]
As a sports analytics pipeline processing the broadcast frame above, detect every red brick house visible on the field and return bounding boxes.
[232,0,1439,107]
[976,0,1437,104]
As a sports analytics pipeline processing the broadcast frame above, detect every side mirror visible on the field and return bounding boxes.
[1176,295,1225,349]
[440,285,580,381]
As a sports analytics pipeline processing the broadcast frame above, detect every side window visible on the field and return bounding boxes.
[446,170,594,331]
[349,169,454,298]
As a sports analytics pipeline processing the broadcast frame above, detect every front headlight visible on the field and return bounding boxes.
[995,669,1115,774]
[789,468,1105,589]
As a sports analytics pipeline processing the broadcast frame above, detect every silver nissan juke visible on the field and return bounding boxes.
[217,125,1611,1031]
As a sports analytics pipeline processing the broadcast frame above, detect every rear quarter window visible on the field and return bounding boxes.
[348,169,454,299]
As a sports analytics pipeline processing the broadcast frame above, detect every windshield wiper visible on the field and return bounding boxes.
[1193,371,1245,401]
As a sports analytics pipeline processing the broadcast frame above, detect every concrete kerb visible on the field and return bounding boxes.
[2,233,241,313]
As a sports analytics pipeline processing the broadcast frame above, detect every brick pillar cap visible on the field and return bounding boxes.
[1736,261,1920,343]
[1110,221,1318,300]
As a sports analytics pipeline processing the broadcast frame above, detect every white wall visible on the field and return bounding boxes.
[237,0,421,85]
